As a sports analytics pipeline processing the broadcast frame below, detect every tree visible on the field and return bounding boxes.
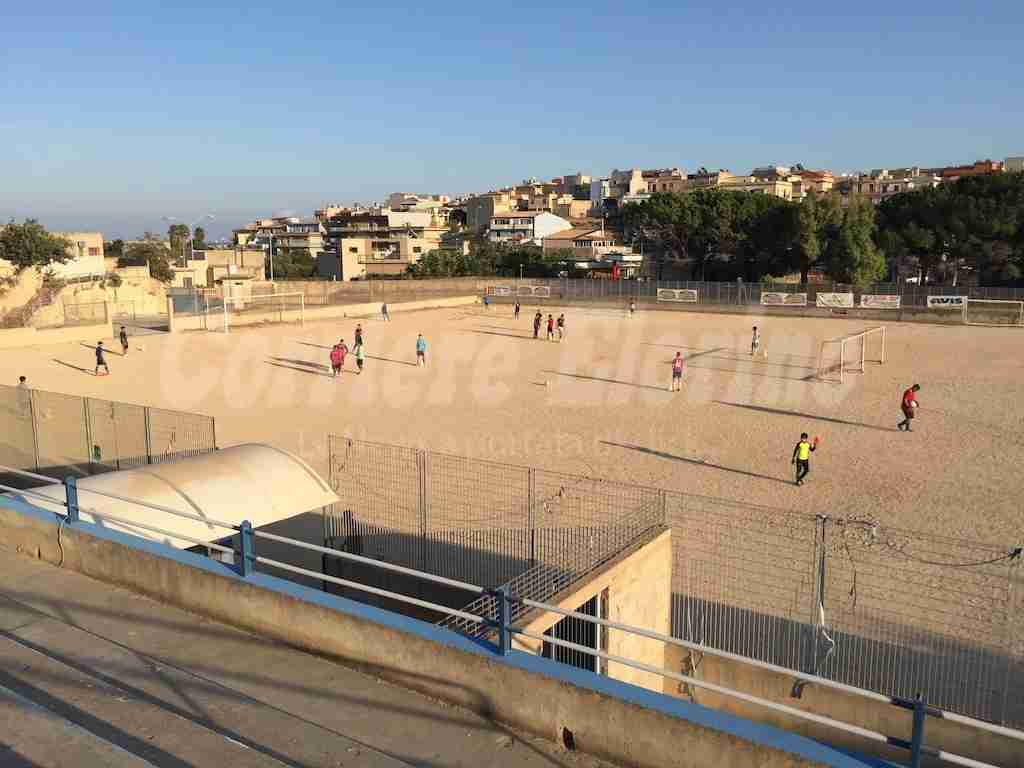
[825,198,885,287]
[122,241,173,283]
[167,224,189,262]
[790,193,841,283]
[104,239,125,261]
[271,247,316,278]
[193,226,207,250]
[0,219,71,272]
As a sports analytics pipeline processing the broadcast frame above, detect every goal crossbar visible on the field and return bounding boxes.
[963,298,1024,327]
[219,291,306,333]
[817,326,886,383]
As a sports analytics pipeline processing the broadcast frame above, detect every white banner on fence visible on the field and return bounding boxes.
[927,295,967,309]
[657,288,699,303]
[516,285,550,298]
[860,294,901,309]
[486,285,512,296]
[815,292,855,308]
[761,292,808,307]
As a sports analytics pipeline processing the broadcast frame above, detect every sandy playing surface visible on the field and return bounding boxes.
[3,304,1022,548]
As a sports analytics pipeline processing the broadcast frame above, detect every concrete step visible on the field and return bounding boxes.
[0,683,156,768]
[0,626,406,768]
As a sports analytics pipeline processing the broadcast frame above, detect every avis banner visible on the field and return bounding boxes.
[927,295,967,309]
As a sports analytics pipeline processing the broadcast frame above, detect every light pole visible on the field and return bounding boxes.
[162,213,215,266]
[268,232,274,281]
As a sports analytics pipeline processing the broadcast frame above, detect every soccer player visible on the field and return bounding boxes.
[629,299,636,317]
[533,311,542,339]
[791,432,817,486]
[354,341,365,374]
[546,314,555,341]
[556,313,565,340]
[670,352,684,392]
[514,301,521,319]
[119,326,129,355]
[17,375,28,389]
[381,303,390,321]
[354,323,364,348]
[898,384,921,432]
[750,326,760,356]
[483,295,491,310]
[330,339,348,378]
[95,341,110,376]
[416,333,427,366]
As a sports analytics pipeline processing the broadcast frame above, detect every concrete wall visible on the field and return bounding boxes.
[662,643,1023,768]
[0,322,111,349]
[169,295,479,332]
[514,530,672,693]
[0,498,868,768]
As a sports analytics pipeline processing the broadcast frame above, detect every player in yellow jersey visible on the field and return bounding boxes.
[791,432,818,486]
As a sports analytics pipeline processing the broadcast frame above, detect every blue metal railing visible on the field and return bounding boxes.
[1,464,1020,768]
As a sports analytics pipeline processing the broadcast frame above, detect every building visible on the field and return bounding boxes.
[686,168,735,189]
[646,169,687,194]
[790,170,835,200]
[542,225,641,277]
[834,169,941,206]
[387,193,450,209]
[464,192,514,232]
[553,195,592,220]
[314,204,349,222]
[488,212,570,246]
[718,175,795,200]
[52,232,105,279]
[929,159,1004,181]
[1005,157,1024,174]
[170,247,266,289]
[321,208,446,278]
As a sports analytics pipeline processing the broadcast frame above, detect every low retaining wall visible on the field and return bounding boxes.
[169,295,478,332]
[0,497,871,768]
[0,322,111,349]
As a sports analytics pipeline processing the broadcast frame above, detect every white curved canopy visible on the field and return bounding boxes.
[20,444,338,550]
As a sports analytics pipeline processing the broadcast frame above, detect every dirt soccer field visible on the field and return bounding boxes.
[4,303,1022,547]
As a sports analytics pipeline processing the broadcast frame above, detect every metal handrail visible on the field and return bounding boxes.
[252,555,489,626]
[253,530,485,595]
[0,483,69,507]
[513,629,997,768]
[8,467,1021,762]
[516,596,1024,744]
[0,465,63,484]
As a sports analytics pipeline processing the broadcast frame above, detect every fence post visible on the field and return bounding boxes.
[528,467,536,566]
[83,398,94,474]
[909,693,926,768]
[239,519,254,577]
[496,586,512,656]
[143,408,153,464]
[28,390,41,472]
[63,476,80,523]
[806,515,828,675]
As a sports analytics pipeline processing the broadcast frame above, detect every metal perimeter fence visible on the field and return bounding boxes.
[0,384,217,482]
[481,278,1024,309]
[326,435,1023,728]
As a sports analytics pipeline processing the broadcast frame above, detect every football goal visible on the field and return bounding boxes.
[657,288,700,303]
[818,326,886,383]
[963,298,1024,327]
[215,292,306,333]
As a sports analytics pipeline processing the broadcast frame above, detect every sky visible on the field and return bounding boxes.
[2,1,1022,239]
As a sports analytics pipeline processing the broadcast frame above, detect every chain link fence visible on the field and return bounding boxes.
[0,384,217,484]
[324,435,1023,726]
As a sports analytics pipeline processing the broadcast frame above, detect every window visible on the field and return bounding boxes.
[413,246,422,254]
[88,247,100,256]
[348,247,358,253]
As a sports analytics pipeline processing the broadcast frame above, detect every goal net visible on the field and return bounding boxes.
[657,288,699,303]
[218,292,306,332]
[818,327,886,383]
[963,299,1024,327]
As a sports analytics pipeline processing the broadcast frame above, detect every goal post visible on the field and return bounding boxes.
[217,292,306,332]
[963,299,1024,327]
[817,326,886,383]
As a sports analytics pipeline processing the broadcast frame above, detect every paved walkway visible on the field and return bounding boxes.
[0,551,614,768]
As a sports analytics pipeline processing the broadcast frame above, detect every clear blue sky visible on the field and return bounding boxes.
[2,1,1021,239]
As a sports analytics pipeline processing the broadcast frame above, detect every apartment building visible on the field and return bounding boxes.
[553,195,592,220]
[464,192,514,232]
[791,170,835,199]
[52,231,105,279]
[589,168,652,213]
[322,209,445,277]
[1006,157,1024,174]
[646,168,687,194]
[489,211,570,246]
[929,159,1004,181]
[170,247,266,289]
[686,168,736,188]
[834,168,941,205]
[543,225,641,276]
